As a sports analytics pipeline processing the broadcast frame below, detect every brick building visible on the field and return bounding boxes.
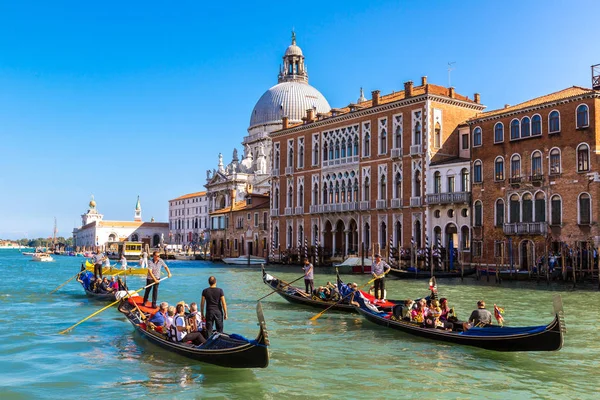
[468,86,600,268]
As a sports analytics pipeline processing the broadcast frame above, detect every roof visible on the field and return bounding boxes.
[430,157,471,167]
[171,191,206,201]
[470,86,597,120]
[211,197,270,215]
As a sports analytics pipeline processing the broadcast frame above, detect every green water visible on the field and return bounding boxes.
[0,251,597,399]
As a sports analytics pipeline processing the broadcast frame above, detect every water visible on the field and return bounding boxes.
[0,250,598,399]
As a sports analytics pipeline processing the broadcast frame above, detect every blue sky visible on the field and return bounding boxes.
[0,0,598,239]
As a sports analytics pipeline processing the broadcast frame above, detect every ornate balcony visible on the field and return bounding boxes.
[272,168,279,177]
[285,166,294,176]
[528,174,544,183]
[391,148,402,159]
[391,198,402,208]
[509,176,523,185]
[410,197,422,207]
[376,199,387,209]
[270,209,279,217]
[309,205,321,214]
[426,192,470,205]
[503,222,547,235]
[410,145,422,156]
[359,201,370,210]
[295,207,304,214]
[284,207,293,216]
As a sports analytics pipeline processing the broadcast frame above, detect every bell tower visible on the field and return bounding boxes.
[134,196,142,221]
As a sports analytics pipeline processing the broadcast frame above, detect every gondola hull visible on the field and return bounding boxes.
[388,267,476,279]
[118,298,270,368]
[355,295,565,352]
[83,288,117,301]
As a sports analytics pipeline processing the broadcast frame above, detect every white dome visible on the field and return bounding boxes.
[285,44,303,57]
[249,82,331,128]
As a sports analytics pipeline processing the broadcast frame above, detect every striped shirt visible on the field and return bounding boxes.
[147,258,167,280]
[372,259,390,276]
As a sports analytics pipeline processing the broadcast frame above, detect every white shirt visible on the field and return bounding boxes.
[121,256,128,269]
[174,315,187,342]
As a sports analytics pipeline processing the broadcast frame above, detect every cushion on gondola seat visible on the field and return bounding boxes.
[139,323,147,330]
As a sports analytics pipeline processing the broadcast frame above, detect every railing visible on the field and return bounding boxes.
[295,207,304,214]
[509,176,523,184]
[272,168,279,177]
[322,156,360,168]
[309,205,321,214]
[391,148,402,158]
[285,167,294,175]
[410,144,422,156]
[391,198,402,208]
[528,174,544,183]
[426,192,470,205]
[284,207,293,216]
[410,197,422,207]
[376,199,387,209]
[503,222,547,235]
[359,201,370,210]
[242,131,269,144]
[270,209,279,217]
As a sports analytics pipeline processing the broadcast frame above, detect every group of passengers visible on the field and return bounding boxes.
[399,297,455,330]
[147,301,207,346]
[313,282,339,301]
[77,266,125,294]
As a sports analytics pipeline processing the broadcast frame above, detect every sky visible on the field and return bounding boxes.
[0,0,599,239]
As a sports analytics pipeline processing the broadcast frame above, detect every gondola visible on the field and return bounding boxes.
[118,296,270,368]
[261,265,399,312]
[354,294,565,352]
[78,270,136,301]
[388,267,476,279]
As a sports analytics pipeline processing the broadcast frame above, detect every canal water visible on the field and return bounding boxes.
[0,251,597,399]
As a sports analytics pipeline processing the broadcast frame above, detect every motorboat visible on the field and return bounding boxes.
[31,254,54,262]
[173,253,195,261]
[222,255,266,265]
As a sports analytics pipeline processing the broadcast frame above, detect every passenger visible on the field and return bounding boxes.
[174,303,206,345]
[109,276,119,291]
[166,306,176,329]
[411,301,426,324]
[77,266,94,291]
[467,300,493,328]
[439,298,452,321]
[401,300,414,320]
[120,253,128,270]
[187,302,205,333]
[425,300,444,328]
[148,302,169,329]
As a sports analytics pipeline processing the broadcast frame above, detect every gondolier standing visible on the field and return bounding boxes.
[302,259,314,295]
[371,254,391,300]
[201,276,228,338]
[143,251,172,308]
[93,247,105,280]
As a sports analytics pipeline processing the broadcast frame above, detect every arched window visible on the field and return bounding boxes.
[313,183,319,205]
[510,154,521,178]
[461,226,470,250]
[346,137,352,158]
[447,174,455,193]
[353,179,359,201]
[274,188,279,209]
[287,186,293,207]
[364,177,370,201]
[287,226,293,248]
[334,181,340,203]
[380,129,387,154]
[364,133,370,157]
[577,143,590,172]
[274,227,279,247]
[474,201,482,227]
[510,119,520,140]
[495,199,505,226]
[298,184,304,207]
[434,122,441,148]
[275,149,280,168]
[364,223,370,248]
[322,183,328,204]
[328,141,334,160]
[434,171,441,194]
[473,127,482,147]
[579,193,591,225]
[414,170,421,197]
[323,142,328,161]
[531,151,542,177]
[380,222,387,249]
[535,192,546,222]
[494,157,504,181]
[461,168,470,191]
[380,175,386,200]
[414,220,422,248]
[577,104,589,128]
[414,122,421,145]
[396,125,402,149]
[340,181,346,203]
[288,148,294,167]
[550,148,561,175]
[521,117,531,137]
[549,110,560,133]
[335,140,340,159]
[494,123,504,143]
[509,194,520,223]
[473,160,482,183]
[532,114,542,135]
[341,138,346,158]
[522,193,533,222]
[551,195,562,225]
[313,142,319,165]
[395,172,402,198]
[353,137,359,156]
[298,145,304,168]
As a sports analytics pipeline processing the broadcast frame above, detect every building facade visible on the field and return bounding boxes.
[168,191,209,245]
[469,86,600,268]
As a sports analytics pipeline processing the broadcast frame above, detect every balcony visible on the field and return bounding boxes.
[285,166,294,176]
[391,198,402,208]
[272,168,280,177]
[270,209,279,217]
[410,144,422,156]
[426,192,470,205]
[284,207,293,216]
[295,207,304,214]
[309,205,322,214]
[410,197,422,207]
[509,176,523,185]
[391,148,402,159]
[360,201,370,210]
[322,156,360,168]
[503,222,548,235]
[376,199,387,209]
[528,174,544,184]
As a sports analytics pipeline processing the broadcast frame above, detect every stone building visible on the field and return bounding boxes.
[468,85,600,268]
[168,191,209,245]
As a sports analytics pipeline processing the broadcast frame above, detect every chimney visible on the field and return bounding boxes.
[230,188,237,210]
[282,116,289,129]
[404,81,413,97]
[474,93,481,104]
[421,76,427,86]
[504,104,510,109]
[306,108,314,122]
[448,87,455,98]
[371,90,380,106]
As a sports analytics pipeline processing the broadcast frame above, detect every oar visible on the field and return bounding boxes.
[59,276,170,334]
[49,270,84,295]
[309,272,388,321]
[257,274,306,301]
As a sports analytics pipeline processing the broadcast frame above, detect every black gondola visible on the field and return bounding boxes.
[388,267,476,279]
[262,265,399,312]
[354,294,565,352]
[118,297,270,368]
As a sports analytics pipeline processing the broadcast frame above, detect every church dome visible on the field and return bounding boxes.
[285,44,303,57]
[249,82,331,128]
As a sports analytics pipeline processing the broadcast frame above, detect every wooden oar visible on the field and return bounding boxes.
[309,271,388,321]
[257,274,306,301]
[59,276,170,334]
[49,270,84,295]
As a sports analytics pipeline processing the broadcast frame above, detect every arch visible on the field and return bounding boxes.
[550,194,562,225]
[379,174,387,200]
[494,122,504,143]
[531,150,543,177]
[519,239,535,270]
[521,116,531,137]
[274,188,280,208]
[434,171,441,194]
[152,234,160,247]
[287,225,293,249]
[576,104,590,128]
[532,114,542,135]
[414,220,422,248]
[548,110,560,133]
[380,220,387,250]
[460,225,470,250]
[577,142,590,172]
[510,154,521,178]
[364,177,370,201]
[494,156,505,181]
[549,147,561,175]
[444,222,457,250]
[510,119,520,140]
[495,198,505,226]
[473,159,482,183]
[348,218,358,254]
[433,226,442,248]
[130,233,139,242]
[434,122,441,148]
[474,200,482,227]
[522,192,533,222]
[534,191,546,222]
[394,172,402,199]
[108,233,117,242]
[364,222,371,253]
[473,126,482,147]
[509,193,521,223]
[578,192,592,225]
[394,220,402,249]
[414,170,421,196]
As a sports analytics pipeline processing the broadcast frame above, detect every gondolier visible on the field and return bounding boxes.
[371,254,391,300]
[142,251,172,308]
[92,248,105,280]
[302,259,314,295]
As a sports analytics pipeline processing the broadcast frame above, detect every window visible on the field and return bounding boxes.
[473,127,482,147]
[532,114,542,136]
[494,241,505,258]
[549,111,560,133]
[473,161,482,183]
[472,241,482,258]
[395,125,402,149]
[462,134,469,150]
[551,195,562,225]
[521,117,531,137]
[461,208,469,217]
[414,170,421,197]
[414,122,421,145]
[577,143,590,172]
[461,169,469,191]
[461,226,470,250]
[379,175,386,200]
[364,177,370,201]
[494,157,504,181]
[535,192,546,222]
[495,199,505,226]
[394,173,402,199]
[474,201,482,227]
[434,122,441,148]
[298,139,304,168]
[550,148,561,175]
[522,193,533,222]
[448,209,454,218]
[434,172,441,194]
[434,210,441,218]
[531,151,542,177]
[579,193,591,225]
[510,155,521,179]
[577,104,589,128]
[494,123,504,143]
[510,119,520,140]
[509,194,520,223]
[254,213,259,227]
[364,133,370,157]
[313,143,319,165]
[447,176,455,193]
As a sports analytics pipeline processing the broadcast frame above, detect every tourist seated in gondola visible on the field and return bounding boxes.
[166,306,176,329]
[187,302,207,335]
[349,283,382,313]
[77,266,95,291]
[148,302,169,331]
[315,286,331,300]
[173,303,206,345]
[99,277,114,293]
[401,299,414,320]
[465,300,493,329]
[411,300,427,324]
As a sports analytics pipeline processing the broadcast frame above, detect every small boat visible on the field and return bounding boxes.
[354,294,565,352]
[222,255,266,265]
[173,253,195,261]
[118,297,270,368]
[388,267,476,279]
[78,270,137,301]
[335,256,373,273]
[261,265,399,312]
[31,254,54,262]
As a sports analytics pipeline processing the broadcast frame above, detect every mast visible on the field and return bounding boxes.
[53,217,57,249]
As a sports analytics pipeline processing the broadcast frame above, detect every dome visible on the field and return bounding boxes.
[89,200,96,208]
[249,81,331,128]
[285,44,303,57]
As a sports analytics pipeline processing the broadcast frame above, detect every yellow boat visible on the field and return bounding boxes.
[84,260,147,276]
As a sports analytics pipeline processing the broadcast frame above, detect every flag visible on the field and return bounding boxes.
[494,304,505,326]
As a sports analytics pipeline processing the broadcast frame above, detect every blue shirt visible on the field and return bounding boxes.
[149,311,166,326]
[80,271,94,290]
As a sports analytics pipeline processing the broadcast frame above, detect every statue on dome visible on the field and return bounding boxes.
[218,153,225,172]
[233,148,239,162]
[206,170,212,180]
